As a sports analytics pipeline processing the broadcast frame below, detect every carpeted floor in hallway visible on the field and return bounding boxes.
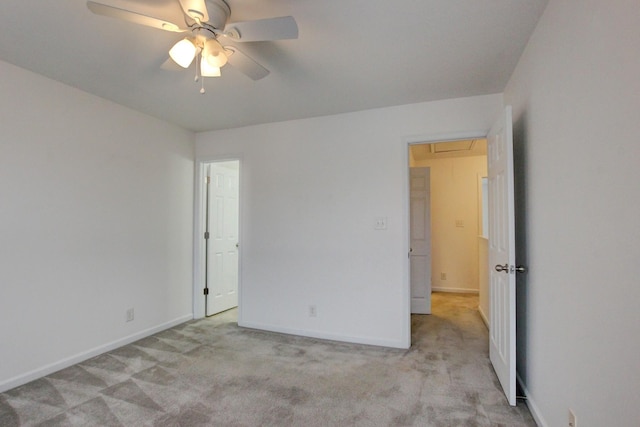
[0,292,535,426]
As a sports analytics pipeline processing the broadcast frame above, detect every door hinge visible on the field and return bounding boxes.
[204,231,210,239]
[205,176,211,184]
[203,288,209,295]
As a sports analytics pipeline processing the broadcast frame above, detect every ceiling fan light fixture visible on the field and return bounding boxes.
[169,38,198,68]
[203,38,228,68]
[201,56,221,77]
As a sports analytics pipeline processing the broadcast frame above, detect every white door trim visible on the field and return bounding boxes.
[193,155,243,320]
[403,131,488,346]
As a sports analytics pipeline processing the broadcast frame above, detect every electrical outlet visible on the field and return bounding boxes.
[441,272,447,280]
[126,308,134,322]
[568,409,577,427]
[308,305,317,317]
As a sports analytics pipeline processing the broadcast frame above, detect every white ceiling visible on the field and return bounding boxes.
[0,0,547,132]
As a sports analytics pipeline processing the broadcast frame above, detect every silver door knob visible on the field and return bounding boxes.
[515,265,527,273]
[495,264,509,273]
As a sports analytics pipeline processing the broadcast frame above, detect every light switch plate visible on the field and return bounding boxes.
[374,217,388,230]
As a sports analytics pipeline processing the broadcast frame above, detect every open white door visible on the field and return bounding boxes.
[205,161,239,316]
[488,106,516,406]
[409,167,431,314]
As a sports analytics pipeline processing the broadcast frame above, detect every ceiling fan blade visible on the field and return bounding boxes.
[160,57,184,71]
[87,1,186,32]
[177,0,209,23]
[225,47,270,80]
[224,16,298,42]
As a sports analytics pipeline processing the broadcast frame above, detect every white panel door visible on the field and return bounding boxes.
[410,167,431,314]
[206,161,239,316]
[487,106,516,406]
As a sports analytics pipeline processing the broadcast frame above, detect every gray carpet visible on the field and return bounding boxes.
[0,293,535,426]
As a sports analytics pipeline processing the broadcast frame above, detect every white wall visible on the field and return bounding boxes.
[410,156,487,293]
[196,95,502,348]
[504,0,640,425]
[0,61,195,391]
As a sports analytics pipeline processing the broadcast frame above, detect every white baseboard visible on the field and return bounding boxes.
[432,287,479,294]
[517,373,548,427]
[478,305,489,329]
[238,320,409,350]
[0,314,193,393]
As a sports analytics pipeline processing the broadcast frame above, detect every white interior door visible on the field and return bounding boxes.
[206,161,239,316]
[410,167,431,314]
[487,106,516,406]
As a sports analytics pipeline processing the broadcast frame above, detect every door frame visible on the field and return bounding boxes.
[404,130,489,345]
[193,156,243,320]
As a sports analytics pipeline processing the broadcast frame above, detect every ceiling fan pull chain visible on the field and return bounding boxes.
[199,52,205,94]
[194,51,200,83]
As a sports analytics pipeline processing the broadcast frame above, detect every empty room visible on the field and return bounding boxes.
[1,0,639,426]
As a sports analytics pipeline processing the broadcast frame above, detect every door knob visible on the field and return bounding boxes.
[514,265,527,273]
[495,263,509,273]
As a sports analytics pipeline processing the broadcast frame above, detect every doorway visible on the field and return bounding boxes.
[408,139,488,319]
[194,159,241,318]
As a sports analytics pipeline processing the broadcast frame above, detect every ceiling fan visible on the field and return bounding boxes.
[87,0,298,93]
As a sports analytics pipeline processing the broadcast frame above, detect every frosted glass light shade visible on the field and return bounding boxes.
[169,38,197,68]
[201,56,221,77]
[203,38,228,68]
